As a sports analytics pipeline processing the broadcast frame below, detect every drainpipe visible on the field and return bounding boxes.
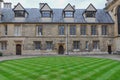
[66,24,69,55]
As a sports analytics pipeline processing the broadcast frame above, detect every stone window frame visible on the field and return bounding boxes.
[102,25,108,35]
[73,41,80,50]
[70,25,76,35]
[58,25,65,35]
[91,25,97,35]
[0,41,7,51]
[64,11,74,18]
[36,25,43,36]
[85,11,96,18]
[4,24,8,36]
[34,41,41,50]
[80,25,86,35]
[93,41,100,50]
[85,41,89,50]
[41,11,51,17]
[117,6,120,35]
[14,10,25,17]
[46,41,53,50]
[14,24,22,36]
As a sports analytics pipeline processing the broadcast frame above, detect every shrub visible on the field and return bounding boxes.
[0,52,3,56]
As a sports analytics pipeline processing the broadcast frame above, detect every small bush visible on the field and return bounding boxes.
[0,52,3,56]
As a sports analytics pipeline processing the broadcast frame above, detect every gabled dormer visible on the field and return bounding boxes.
[85,4,97,18]
[40,3,52,18]
[83,4,97,22]
[13,3,28,18]
[63,3,75,18]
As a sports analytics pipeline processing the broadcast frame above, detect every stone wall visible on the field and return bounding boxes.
[0,23,114,55]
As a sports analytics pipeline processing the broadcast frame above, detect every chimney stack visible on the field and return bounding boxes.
[73,5,75,9]
[107,0,113,3]
[0,0,3,9]
[39,3,45,9]
[4,2,12,9]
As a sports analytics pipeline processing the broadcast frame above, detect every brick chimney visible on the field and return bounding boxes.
[4,2,12,9]
[73,5,75,9]
[0,0,3,9]
[39,3,45,9]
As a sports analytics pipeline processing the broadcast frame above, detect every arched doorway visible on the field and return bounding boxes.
[117,6,120,34]
[58,45,64,54]
[16,44,22,55]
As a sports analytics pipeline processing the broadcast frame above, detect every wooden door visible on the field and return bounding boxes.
[58,45,64,54]
[108,45,112,54]
[16,44,21,55]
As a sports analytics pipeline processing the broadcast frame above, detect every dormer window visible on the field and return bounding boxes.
[86,11,96,18]
[63,3,75,18]
[84,4,97,22]
[13,3,28,18]
[40,3,52,18]
[14,10,25,17]
[41,11,51,17]
[64,11,74,18]
[84,4,97,18]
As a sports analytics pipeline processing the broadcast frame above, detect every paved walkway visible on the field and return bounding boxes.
[83,54,120,61]
[0,56,38,62]
[0,54,120,62]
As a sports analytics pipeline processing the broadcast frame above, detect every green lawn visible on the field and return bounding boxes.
[0,56,120,80]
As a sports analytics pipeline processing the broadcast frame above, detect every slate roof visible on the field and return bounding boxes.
[1,8,114,23]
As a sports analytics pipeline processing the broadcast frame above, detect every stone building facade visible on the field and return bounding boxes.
[105,0,120,53]
[0,0,119,55]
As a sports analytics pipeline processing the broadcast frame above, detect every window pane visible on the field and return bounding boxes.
[36,26,43,36]
[91,25,97,35]
[46,41,53,50]
[65,12,73,17]
[93,41,99,49]
[81,26,86,35]
[59,26,65,35]
[102,25,107,35]
[117,6,120,34]
[86,11,95,17]
[34,41,41,50]
[73,41,80,49]
[42,11,51,17]
[14,25,21,36]
[0,42,7,50]
[15,10,25,17]
[70,26,76,35]
[4,25,7,35]
[86,41,89,49]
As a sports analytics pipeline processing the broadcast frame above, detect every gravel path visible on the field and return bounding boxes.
[0,54,120,62]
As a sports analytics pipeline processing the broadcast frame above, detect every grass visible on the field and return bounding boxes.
[0,56,120,80]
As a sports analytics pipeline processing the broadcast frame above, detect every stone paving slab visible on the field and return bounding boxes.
[0,54,120,62]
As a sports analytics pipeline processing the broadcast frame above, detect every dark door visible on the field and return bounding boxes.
[108,45,112,54]
[16,44,21,55]
[58,45,64,54]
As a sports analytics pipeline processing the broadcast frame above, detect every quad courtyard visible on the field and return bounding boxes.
[0,54,120,80]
